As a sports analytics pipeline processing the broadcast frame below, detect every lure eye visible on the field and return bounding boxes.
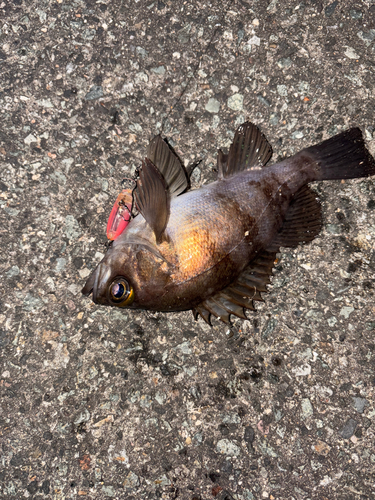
[108,277,134,306]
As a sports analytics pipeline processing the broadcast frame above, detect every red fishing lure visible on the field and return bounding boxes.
[106,189,133,241]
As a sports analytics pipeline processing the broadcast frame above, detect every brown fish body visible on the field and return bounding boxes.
[82,122,375,324]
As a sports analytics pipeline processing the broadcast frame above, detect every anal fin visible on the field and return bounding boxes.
[193,304,212,325]
[268,186,322,252]
[192,250,277,325]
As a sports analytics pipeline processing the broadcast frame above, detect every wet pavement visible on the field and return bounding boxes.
[1,1,375,499]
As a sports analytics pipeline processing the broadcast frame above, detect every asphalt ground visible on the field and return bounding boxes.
[1,1,375,499]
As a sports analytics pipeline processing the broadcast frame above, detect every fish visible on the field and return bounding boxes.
[82,122,375,324]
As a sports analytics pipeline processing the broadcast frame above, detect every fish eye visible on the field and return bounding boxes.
[108,277,134,306]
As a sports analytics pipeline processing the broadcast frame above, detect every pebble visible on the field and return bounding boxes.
[269,112,279,125]
[326,223,341,234]
[27,481,39,494]
[301,398,314,419]
[74,409,91,425]
[244,425,255,447]
[135,72,148,83]
[55,258,67,272]
[227,93,244,111]
[357,29,375,45]
[123,471,140,489]
[349,9,362,20]
[84,86,104,101]
[292,130,304,139]
[339,418,358,439]
[221,412,241,424]
[242,490,255,500]
[23,293,43,312]
[102,486,115,497]
[340,306,354,319]
[6,266,20,278]
[277,57,292,69]
[212,115,220,129]
[257,95,270,107]
[352,397,368,414]
[175,341,193,354]
[292,364,311,377]
[136,46,148,58]
[66,62,76,74]
[244,34,261,53]
[62,158,74,172]
[325,1,338,17]
[344,47,359,59]
[216,438,241,456]
[37,98,54,108]
[277,85,288,97]
[154,474,171,486]
[262,318,277,339]
[313,440,331,456]
[257,439,278,458]
[24,134,37,145]
[205,98,220,113]
[64,215,81,240]
[151,66,166,75]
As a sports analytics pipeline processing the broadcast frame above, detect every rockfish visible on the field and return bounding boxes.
[82,122,375,324]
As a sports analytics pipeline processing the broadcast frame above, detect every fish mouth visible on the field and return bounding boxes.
[81,270,96,297]
[81,263,112,304]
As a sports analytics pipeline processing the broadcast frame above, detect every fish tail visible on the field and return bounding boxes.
[307,128,375,181]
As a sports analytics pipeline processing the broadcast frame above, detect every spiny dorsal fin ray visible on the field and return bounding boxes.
[134,158,170,244]
[192,250,277,325]
[146,135,188,197]
[217,122,272,179]
[267,185,322,252]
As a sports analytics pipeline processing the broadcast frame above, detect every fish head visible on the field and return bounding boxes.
[81,237,173,310]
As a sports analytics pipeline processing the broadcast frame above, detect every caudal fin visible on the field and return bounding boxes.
[306,128,375,181]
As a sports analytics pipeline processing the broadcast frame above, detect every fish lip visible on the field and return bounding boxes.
[81,270,95,297]
[92,264,101,303]
[91,262,113,304]
[81,284,93,297]
[81,262,111,304]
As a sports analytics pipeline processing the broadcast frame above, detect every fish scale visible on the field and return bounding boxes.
[165,165,296,285]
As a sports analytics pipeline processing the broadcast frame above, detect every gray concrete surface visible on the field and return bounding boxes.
[1,0,375,499]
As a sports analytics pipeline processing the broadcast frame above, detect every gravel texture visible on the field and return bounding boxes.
[1,1,375,499]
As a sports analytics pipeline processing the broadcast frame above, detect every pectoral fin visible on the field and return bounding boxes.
[193,250,277,325]
[267,186,322,251]
[147,135,188,197]
[217,122,273,179]
[134,158,170,244]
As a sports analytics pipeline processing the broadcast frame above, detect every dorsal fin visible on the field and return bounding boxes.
[192,250,277,325]
[217,122,272,179]
[267,186,322,251]
[146,135,188,197]
[134,158,170,244]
